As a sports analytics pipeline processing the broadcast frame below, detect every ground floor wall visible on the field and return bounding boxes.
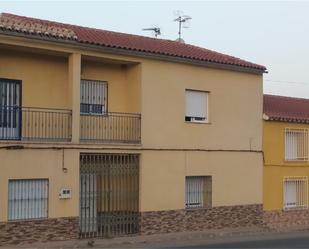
[0,148,266,245]
[264,165,309,211]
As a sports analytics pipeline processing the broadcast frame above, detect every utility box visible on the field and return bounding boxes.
[59,188,72,199]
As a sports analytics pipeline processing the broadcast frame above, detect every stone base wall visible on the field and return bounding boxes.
[140,204,263,235]
[0,217,79,246]
[263,209,309,231]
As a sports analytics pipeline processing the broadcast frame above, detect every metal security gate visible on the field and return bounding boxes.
[79,154,139,238]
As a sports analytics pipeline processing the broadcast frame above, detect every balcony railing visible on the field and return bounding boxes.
[0,106,72,141]
[80,112,141,143]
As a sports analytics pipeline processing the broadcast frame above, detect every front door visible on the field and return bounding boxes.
[80,173,98,234]
[79,154,139,238]
[0,79,21,139]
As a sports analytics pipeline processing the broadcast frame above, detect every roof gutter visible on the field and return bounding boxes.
[0,30,266,75]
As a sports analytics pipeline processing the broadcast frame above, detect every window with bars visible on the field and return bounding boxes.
[283,177,308,210]
[285,128,309,161]
[80,79,107,115]
[8,179,49,220]
[185,176,212,209]
[185,90,208,123]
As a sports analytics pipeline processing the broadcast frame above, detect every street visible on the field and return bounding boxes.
[165,232,309,249]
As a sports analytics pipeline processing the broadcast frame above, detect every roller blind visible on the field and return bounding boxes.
[185,90,207,119]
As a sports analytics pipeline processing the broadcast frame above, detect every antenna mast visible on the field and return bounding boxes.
[142,27,161,38]
[174,13,192,41]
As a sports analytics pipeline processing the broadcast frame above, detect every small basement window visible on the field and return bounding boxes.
[185,90,208,123]
[8,179,49,220]
[185,176,212,209]
[283,176,308,210]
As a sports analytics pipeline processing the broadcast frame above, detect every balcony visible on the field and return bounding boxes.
[80,112,141,144]
[0,106,72,141]
[0,106,141,144]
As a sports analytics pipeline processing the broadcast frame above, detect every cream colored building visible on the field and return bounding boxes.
[0,13,266,244]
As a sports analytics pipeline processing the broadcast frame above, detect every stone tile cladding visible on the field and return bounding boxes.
[263,209,309,231]
[140,204,264,235]
[0,217,79,246]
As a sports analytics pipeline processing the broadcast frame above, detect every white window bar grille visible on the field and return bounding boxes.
[285,128,309,161]
[80,79,107,115]
[185,176,212,209]
[283,176,308,210]
[8,179,49,220]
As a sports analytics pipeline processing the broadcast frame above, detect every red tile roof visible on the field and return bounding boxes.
[0,13,266,72]
[264,94,309,124]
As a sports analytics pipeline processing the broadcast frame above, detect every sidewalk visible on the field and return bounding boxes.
[3,226,309,248]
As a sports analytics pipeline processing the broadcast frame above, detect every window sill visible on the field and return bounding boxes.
[8,217,48,222]
[284,160,309,164]
[185,206,212,211]
[185,121,211,125]
[283,206,308,211]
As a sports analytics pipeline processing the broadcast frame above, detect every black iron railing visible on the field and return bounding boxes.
[0,106,72,141]
[80,112,141,143]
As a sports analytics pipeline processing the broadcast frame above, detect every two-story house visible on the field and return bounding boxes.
[263,95,309,230]
[0,13,266,245]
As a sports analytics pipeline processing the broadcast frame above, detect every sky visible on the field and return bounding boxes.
[1,0,309,98]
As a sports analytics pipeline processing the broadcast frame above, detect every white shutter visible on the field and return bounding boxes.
[185,90,207,119]
[285,181,297,208]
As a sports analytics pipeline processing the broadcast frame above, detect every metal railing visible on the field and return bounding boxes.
[0,106,72,141]
[80,112,141,143]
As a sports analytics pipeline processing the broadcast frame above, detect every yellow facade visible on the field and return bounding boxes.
[263,121,309,210]
[0,33,263,222]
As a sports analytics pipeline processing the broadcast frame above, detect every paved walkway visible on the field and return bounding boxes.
[3,226,309,248]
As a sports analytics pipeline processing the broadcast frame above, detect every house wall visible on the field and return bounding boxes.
[0,49,141,113]
[140,151,263,212]
[0,149,79,222]
[263,121,309,211]
[141,59,263,150]
[81,60,141,113]
[0,49,69,109]
[0,35,264,243]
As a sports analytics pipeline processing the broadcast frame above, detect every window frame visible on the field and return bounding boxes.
[284,128,309,162]
[8,178,49,221]
[80,79,108,116]
[185,176,212,209]
[283,176,308,210]
[185,89,209,124]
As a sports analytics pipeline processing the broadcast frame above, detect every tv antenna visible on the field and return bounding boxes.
[142,27,161,38]
[173,11,192,42]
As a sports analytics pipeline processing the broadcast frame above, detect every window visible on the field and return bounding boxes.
[0,79,21,140]
[80,79,107,114]
[185,176,212,209]
[185,90,208,123]
[8,179,48,220]
[283,177,308,210]
[285,128,308,161]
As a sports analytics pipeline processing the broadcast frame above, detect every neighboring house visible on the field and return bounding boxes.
[0,13,266,244]
[263,94,309,229]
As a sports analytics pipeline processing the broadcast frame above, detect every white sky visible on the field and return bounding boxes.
[1,0,309,98]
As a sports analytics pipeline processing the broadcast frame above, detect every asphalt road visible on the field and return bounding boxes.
[173,235,309,249]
